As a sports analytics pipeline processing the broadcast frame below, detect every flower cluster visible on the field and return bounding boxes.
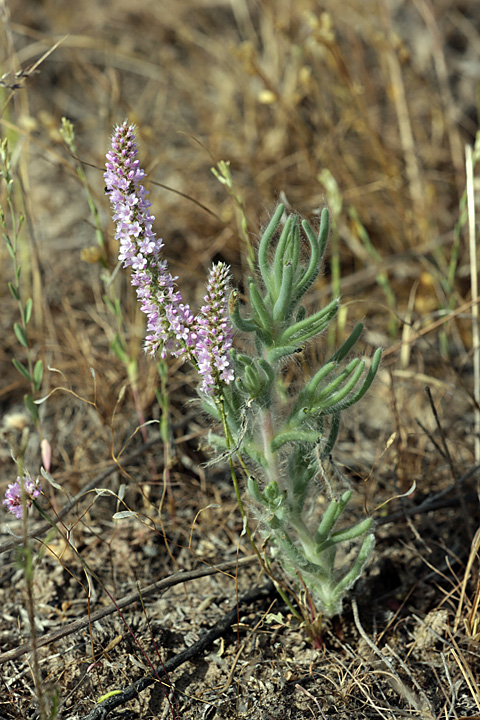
[196,262,234,394]
[104,122,194,358]
[105,122,233,396]
[3,475,41,518]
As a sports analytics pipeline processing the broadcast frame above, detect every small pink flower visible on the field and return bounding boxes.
[3,475,41,519]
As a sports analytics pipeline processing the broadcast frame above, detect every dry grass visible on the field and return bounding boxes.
[1,0,480,718]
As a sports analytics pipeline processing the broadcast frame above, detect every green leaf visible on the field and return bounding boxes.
[334,533,375,595]
[315,361,365,411]
[247,475,264,504]
[8,281,19,300]
[244,365,260,394]
[298,219,320,272]
[24,394,39,423]
[330,517,372,544]
[266,345,303,364]
[314,494,348,546]
[110,334,128,365]
[249,280,272,333]
[317,207,330,256]
[278,298,338,344]
[328,323,363,364]
[298,361,337,403]
[320,412,340,456]
[24,297,33,324]
[272,261,294,322]
[103,294,116,315]
[14,322,28,348]
[314,358,361,404]
[275,311,336,349]
[5,238,15,260]
[33,359,44,392]
[258,204,284,284]
[337,347,382,410]
[289,220,300,269]
[271,428,321,452]
[273,214,294,293]
[96,690,123,704]
[291,211,327,303]
[229,290,257,333]
[12,358,31,382]
[257,358,275,386]
[233,351,253,369]
[200,397,221,421]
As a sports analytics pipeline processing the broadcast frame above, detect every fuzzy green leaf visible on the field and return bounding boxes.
[328,322,364,364]
[271,428,321,452]
[338,347,382,410]
[273,214,294,294]
[258,204,284,284]
[266,345,304,364]
[330,517,372,544]
[229,290,257,333]
[315,491,352,545]
[314,360,365,411]
[295,361,337,408]
[314,359,362,405]
[320,412,340,456]
[277,298,338,345]
[249,280,272,333]
[334,533,375,595]
[272,261,294,322]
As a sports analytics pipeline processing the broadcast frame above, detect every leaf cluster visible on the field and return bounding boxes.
[219,204,381,460]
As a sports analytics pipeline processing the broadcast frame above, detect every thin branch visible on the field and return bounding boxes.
[0,555,257,664]
[79,581,274,720]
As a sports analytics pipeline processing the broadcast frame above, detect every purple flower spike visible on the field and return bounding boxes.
[105,122,196,359]
[105,122,235,396]
[3,475,41,519]
[195,262,234,395]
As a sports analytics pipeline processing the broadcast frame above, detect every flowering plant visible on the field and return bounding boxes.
[4,475,41,519]
[105,122,381,617]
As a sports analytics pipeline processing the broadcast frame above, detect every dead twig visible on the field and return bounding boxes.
[78,581,274,720]
[0,555,257,664]
[352,597,434,718]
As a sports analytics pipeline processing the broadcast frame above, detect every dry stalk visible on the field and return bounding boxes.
[352,598,434,719]
[465,143,480,464]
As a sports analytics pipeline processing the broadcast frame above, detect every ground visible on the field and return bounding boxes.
[1,1,480,718]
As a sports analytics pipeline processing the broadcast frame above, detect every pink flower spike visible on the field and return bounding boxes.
[104,121,196,360]
[194,262,234,396]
